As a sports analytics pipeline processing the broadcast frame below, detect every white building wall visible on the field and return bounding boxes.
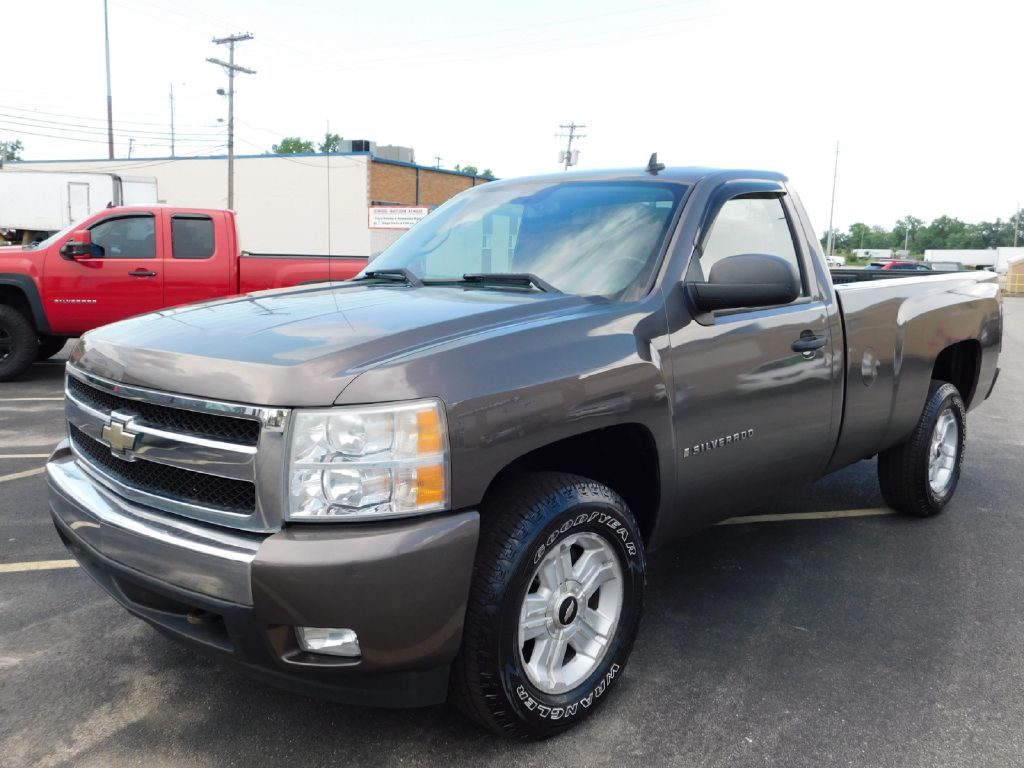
[13,154,372,257]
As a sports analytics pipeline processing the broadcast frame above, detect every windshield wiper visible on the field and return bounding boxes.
[460,273,561,293]
[357,268,423,287]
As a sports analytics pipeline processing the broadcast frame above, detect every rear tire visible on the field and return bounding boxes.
[878,380,966,517]
[0,305,38,382]
[451,472,646,739]
[36,335,68,360]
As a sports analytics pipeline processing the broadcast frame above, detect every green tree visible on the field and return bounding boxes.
[272,137,315,154]
[319,132,343,153]
[481,168,495,178]
[0,139,23,161]
[459,165,479,175]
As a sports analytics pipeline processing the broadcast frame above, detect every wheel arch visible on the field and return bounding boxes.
[931,339,981,408]
[478,423,661,546]
[0,274,50,333]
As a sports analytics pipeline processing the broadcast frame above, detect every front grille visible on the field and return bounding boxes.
[67,376,260,446]
[70,424,256,515]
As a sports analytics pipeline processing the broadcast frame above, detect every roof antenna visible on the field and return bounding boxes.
[646,152,665,175]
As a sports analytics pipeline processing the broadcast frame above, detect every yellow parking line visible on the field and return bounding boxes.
[0,559,78,574]
[718,507,895,525]
[0,467,45,483]
[0,454,50,459]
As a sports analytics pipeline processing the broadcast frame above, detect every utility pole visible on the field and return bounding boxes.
[103,0,114,159]
[557,123,586,171]
[208,33,255,210]
[169,83,176,158]
[1015,202,1020,248]
[826,140,839,257]
[127,138,134,159]
[434,156,443,168]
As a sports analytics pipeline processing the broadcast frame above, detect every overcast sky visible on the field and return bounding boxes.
[2,0,1021,234]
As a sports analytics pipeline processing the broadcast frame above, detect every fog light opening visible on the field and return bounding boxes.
[295,626,361,658]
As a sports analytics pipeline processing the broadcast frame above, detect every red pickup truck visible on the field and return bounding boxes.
[0,206,366,380]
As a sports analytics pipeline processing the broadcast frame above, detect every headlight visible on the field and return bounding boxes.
[286,399,449,521]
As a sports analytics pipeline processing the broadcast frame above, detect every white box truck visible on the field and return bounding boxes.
[0,169,158,244]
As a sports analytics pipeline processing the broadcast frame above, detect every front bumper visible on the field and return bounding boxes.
[47,440,480,707]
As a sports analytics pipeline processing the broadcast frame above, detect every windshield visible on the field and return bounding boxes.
[364,180,686,300]
[25,220,82,250]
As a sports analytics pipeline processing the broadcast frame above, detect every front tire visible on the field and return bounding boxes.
[0,305,38,382]
[878,380,966,517]
[451,472,646,739]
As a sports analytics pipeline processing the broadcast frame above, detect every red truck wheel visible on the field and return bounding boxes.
[451,472,646,739]
[0,306,39,382]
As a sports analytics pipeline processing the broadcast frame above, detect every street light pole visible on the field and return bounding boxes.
[826,141,839,257]
[103,0,114,159]
[169,83,175,158]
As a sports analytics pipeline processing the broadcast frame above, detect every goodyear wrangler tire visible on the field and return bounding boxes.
[0,305,38,382]
[878,380,966,517]
[451,472,645,739]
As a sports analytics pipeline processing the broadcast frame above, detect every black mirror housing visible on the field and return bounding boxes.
[688,253,800,312]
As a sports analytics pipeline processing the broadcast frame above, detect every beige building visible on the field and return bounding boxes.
[13,151,491,258]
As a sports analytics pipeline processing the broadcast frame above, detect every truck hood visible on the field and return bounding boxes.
[71,282,600,406]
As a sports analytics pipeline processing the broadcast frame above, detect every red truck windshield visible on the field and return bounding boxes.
[365,180,687,300]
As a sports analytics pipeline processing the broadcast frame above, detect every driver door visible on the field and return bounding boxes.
[664,185,838,529]
[44,211,166,334]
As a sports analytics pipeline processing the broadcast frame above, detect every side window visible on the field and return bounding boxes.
[89,215,156,259]
[701,196,803,291]
[172,216,215,260]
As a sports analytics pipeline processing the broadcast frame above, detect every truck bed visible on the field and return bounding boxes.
[829,267,955,284]
[827,270,1001,472]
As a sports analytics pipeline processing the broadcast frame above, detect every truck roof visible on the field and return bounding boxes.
[108,204,230,214]
[484,166,789,187]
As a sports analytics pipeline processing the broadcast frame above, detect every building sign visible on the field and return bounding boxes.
[368,206,430,230]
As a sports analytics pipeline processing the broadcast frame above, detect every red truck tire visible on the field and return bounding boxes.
[0,305,39,381]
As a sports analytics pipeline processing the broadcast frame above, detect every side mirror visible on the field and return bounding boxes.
[60,229,94,260]
[687,253,800,312]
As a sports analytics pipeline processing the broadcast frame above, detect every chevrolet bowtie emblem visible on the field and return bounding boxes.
[102,419,139,456]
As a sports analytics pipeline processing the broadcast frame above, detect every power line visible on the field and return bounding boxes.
[0,102,220,129]
[8,143,225,168]
[208,33,255,210]
[0,113,222,140]
[313,0,700,56]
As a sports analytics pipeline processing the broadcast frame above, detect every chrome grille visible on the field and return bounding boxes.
[66,376,260,445]
[64,365,290,533]
[69,424,256,514]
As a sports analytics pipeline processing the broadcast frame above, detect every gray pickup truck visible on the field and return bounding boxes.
[47,165,1002,739]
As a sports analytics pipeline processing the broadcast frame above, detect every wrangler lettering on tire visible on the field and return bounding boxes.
[450,472,646,739]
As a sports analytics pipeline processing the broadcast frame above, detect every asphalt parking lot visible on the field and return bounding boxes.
[1,301,1021,768]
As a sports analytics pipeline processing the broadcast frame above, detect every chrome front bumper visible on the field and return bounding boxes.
[47,438,482,706]
[47,439,264,604]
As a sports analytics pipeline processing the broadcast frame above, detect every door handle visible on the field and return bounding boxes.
[128,269,157,278]
[792,333,828,354]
